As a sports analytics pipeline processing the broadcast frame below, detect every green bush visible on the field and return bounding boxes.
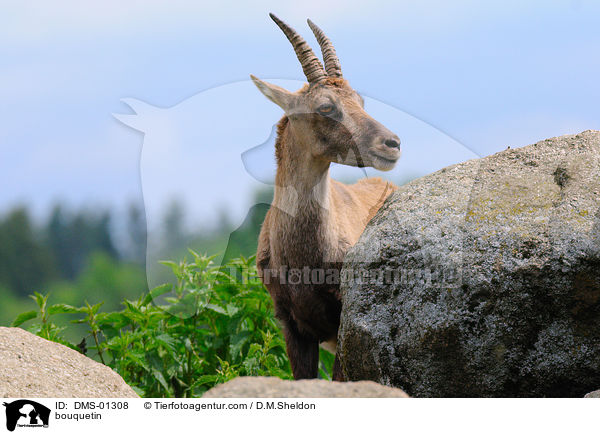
[13,252,334,397]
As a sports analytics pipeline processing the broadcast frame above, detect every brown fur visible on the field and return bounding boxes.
[256,92,399,379]
[253,38,400,381]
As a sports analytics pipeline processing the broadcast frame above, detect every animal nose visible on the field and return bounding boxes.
[384,137,401,149]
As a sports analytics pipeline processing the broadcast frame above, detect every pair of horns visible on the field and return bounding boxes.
[269,13,342,83]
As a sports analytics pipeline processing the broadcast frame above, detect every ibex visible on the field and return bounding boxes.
[252,14,400,380]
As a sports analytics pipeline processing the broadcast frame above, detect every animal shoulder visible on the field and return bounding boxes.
[353,176,397,191]
[332,177,397,206]
[329,177,397,234]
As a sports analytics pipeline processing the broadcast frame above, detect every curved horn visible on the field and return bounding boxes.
[307,19,343,78]
[269,13,326,83]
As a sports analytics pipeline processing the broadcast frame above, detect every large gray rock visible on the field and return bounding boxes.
[202,376,408,398]
[0,327,138,397]
[339,130,600,397]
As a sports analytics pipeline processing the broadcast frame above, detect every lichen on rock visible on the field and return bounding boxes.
[339,130,600,397]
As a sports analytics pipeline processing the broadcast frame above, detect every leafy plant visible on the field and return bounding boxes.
[13,252,334,397]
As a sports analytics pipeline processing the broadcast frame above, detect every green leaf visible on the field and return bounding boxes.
[123,300,141,314]
[131,385,145,397]
[229,330,252,360]
[12,310,38,327]
[47,303,79,315]
[92,302,104,314]
[151,368,171,394]
[159,260,180,275]
[142,284,172,306]
[247,343,262,358]
[97,312,129,327]
[225,304,240,317]
[194,375,218,387]
[156,334,177,351]
[127,352,150,371]
[205,304,226,315]
[30,292,48,311]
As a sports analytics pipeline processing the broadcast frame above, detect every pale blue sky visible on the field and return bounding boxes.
[1,0,599,228]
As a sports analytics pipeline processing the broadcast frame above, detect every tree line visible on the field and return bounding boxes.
[0,203,145,298]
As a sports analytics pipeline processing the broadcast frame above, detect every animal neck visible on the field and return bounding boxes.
[269,117,346,267]
[272,117,332,217]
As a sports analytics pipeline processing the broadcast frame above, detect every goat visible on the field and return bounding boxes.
[252,14,400,380]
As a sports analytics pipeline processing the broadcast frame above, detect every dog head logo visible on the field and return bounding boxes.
[114,79,477,315]
[3,400,50,431]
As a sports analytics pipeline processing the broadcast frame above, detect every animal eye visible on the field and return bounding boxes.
[317,104,335,115]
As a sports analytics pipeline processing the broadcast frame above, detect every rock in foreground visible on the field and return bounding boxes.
[339,130,600,397]
[202,376,408,398]
[0,327,138,398]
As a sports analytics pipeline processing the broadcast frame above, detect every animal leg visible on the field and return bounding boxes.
[283,322,319,379]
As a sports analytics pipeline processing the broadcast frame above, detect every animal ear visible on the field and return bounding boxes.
[250,75,295,112]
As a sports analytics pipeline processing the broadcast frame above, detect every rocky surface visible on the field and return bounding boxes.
[0,327,138,398]
[339,130,600,397]
[202,376,408,398]
[584,390,600,398]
